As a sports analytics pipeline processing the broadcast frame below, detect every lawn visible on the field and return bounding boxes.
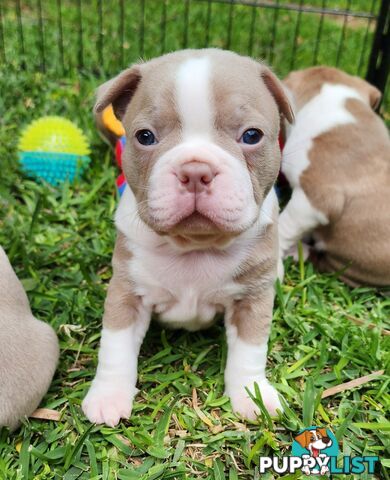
[0,1,389,479]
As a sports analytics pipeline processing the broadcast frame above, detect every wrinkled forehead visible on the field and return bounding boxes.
[127,53,279,134]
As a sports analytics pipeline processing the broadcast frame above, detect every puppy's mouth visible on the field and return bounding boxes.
[173,211,220,234]
[168,212,236,249]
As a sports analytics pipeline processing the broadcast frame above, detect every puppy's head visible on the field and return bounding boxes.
[284,66,382,111]
[96,49,293,249]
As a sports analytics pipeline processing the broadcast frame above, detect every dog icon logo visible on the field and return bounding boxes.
[260,425,378,475]
[292,427,339,475]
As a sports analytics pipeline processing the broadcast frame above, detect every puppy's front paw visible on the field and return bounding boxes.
[278,237,292,260]
[82,383,135,427]
[280,242,310,262]
[227,379,282,420]
[277,256,285,282]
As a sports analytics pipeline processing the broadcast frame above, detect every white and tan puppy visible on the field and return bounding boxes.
[82,49,294,426]
[0,246,59,431]
[279,66,390,286]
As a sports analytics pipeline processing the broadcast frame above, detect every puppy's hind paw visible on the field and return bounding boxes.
[277,256,285,282]
[82,383,135,427]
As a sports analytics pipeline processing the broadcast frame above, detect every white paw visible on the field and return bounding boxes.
[227,379,282,420]
[281,242,310,261]
[291,243,310,261]
[82,383,135,427]
[279,237,292,260]
[277,256,285,282]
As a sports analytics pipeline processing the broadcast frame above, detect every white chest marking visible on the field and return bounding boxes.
[282,83,362,187]
[175,57,213,140]
[116,187,277,331]
[128,244,246,330]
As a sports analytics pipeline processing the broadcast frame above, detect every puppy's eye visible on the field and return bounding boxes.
[240,128,263,145]
[136,129,157,146]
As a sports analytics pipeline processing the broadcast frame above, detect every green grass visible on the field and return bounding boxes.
[0,1,382,72]
[1,0,388,113]
[0,1,389,479]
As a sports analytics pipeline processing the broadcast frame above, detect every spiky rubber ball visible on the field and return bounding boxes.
[18,116,91,185]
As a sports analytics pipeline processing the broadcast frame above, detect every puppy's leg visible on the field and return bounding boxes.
[82,277,150,426]
[224,288,281,420]
[279,188,328,258]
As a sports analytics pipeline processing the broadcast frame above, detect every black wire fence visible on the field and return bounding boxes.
[0,0,389,108]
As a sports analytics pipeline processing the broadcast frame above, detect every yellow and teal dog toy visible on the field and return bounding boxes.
[18,116,91,185]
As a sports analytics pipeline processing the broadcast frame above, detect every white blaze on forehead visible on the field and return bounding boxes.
[175,57,213,139]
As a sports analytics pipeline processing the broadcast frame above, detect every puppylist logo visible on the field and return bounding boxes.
[259,426,379,476]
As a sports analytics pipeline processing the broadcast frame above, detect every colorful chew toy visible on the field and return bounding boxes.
[115,136,127,196]
[101,105,127,196]
[18,116,91,185]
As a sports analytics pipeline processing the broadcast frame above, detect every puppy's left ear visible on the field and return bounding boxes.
[261,67,295,124]
[94,65,142,119]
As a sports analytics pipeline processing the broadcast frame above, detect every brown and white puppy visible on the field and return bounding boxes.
[279,66,390,286]
[0,246,59,431]
[82,49,294,426]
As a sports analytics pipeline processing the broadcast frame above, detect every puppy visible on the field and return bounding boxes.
[279,66,390,286]
[82,49,294,426]
[0,246,59,431]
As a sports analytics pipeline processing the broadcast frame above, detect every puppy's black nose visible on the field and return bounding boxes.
[323,436,331,445]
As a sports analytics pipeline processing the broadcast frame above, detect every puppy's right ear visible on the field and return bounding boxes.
[94,65,142,120]
[261,66,295,124]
